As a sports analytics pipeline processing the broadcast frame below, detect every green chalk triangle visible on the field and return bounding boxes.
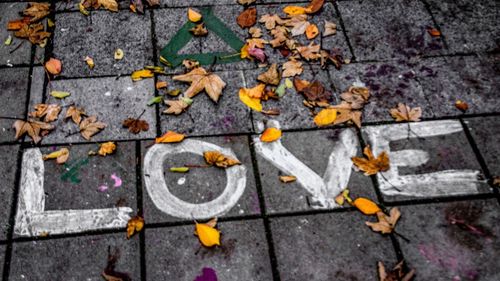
[159,7,245,68]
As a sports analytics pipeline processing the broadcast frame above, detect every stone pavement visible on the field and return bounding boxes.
[0,0,499,280]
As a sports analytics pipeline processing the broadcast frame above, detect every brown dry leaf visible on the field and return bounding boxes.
[98,0,119,12]
[14,23,51,45]
[122,118,149,134]
[246,38,267,49]
[156,81,168,90]
[42,148,70,164]
[173,67,226,102]
[259,14,284,30]
[190,23,208,36]
[352,145,390,176]
[306,0,325,14]
[65,106,86,125]
[126,214,144,239]
[23,2,50,23]
[29,104,62,123]
[240,83,265,99]
[279,175,297,183]
[455,100,468,112]
[257,64,280,86]
[163,98,192,115]
[340,86,370,109]
[145,0,160,6]
[300,80,332,103]
[155,130,185,143]
[390,103,422,122]
[333,107,362,128]
[378,260,415,281]
[101,247,131,281]
[323,20,337,36]
[13,119,55,143]
[282,60,303,77]
[285,15,310,37]
[297,42,321,60]
[492,176,500,187]
[7,18,31,31]
[366,208,401,234]
[204,151,241,168]
[98,142,116,156]
[293,77,310,92]
[270,26,288,47]
[238,0,256,4]
[260,127,282,142]
[182,59,200,70]
[249,27,262,38]
[320,49,343,69]
[237,7,257,28]
[79,115,106,140]
[305,24,319,39]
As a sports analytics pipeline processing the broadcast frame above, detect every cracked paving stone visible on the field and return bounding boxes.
[29,66,156,144]
[145,220,273,281]
[396,200,500,281]
[52,10,153,77]
[270,211,397,281]
[0,67,30,143]
[9,233,140,281]
[0,145,19,240]
[141,135,261,223]
[255,129,377,214]
[338,0,444,61]
[464,116,500,178]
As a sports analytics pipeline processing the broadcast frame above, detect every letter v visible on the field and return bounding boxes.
[253,120,358,208]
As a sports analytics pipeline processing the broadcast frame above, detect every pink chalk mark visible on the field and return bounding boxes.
[97,185,109,192]
[111,173,122,188]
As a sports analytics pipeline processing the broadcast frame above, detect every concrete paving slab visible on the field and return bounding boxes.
[159,70,253,136]
[9,233,140,281]
[0,145,19,240]
[427,0,500,54]
[464,116,500,178]
[0,67,29,143]
[255,129,378,214]
[141,135,261,223]
[337,0,444,61]
[145,219,274,281]
[29,66,156,144]
[270,211,397,281]
[52,10,153,77]
[396,200,500,281]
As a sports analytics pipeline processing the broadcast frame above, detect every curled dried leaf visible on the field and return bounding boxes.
[42,148,70,164]
[126,214,144,239]
[351,145,390,176]
[260,127,282,142]
[204,151,241,168]
[98,142,117,156]
[279,175,297,183]
[155,130,185,143]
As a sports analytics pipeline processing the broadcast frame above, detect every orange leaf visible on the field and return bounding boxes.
[351,145,390,176]
[155,131,185,143]
[45,58,62,75]
[283,5,310,15]
[126,214,144,239]
[188,8,202,22]
[455,100,468,112]
[427,28,441,37]
[306,0,325,14]
[260,127,282,142]
[353,197,381,215]
[204,151,241,168]
[305,24,319,39]
[237,7,257,28]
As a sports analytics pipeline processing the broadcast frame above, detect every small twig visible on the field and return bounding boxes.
[65,130,81,137]
[135,109,146,120]
[9,40,25,54]
[218,53,240,60]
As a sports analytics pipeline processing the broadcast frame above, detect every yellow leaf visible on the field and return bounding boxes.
[283,5,310,15]
[240,43,250,59]
[314,108,337,126]
[279,175,296,183]
[204,151,241,168]
[188,8,202,22]
[79,1,90,16]
[84,56,94,69]
[195,222,220,247]
[260,127,282,142]
[126,215,144,239]
[114,48,124,60]
[239,86,263,112]
[353,197,381,215]
[155,131,185,143]
[42,148,69,164]
[98,142,116,156]
[131,69,154,81]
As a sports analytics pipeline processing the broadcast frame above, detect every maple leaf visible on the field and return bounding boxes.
[259,14,284,30]
[324,20,337,36]
[98,142,116,156]
[378,260,415,281]
[13,119,55,143]
[257,64,280,86]
[270,26,288,47]
[333,106,362,128]
[351,145,390,176]
[390,103,422,122]
[102,247,132,281]
[190,23,208,36]
[340,86,370,109]
[204,151,241,168]
[14,23,51,45]
[23,2,50,23]
[126,214,144,239]
[163,98,192,115]
[367,208,401,234]
[42,148,70,164]
[122,117,149,134]
[173,67,226,102]
[79,115,106,140]
[65,106,86,125]
[246,38,267,49]
[237,7,257,28]
[282,60,303,77]
[297,42,321,61]
[249,27,262,38]
[29,104,62,123]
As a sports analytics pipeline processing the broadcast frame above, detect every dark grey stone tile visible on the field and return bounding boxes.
[0,145,19,240]
[52,10,153,77]
[145,220,273,281]
[0,3,34,66]
[464,116,500,177]
[160,70,253,136]
[396,200,500,281]
[362,120,492,202]
[0,67,30,143]
[415,54,500,117]
[9,233,140,281]
[427,0,500,54]
[338,0,444,61]
[255,129,377,214]
[0,245,4,276]
[270,212,397,281]
[29,67,156,144]
[329,61,433,123]
[141,135,261,223]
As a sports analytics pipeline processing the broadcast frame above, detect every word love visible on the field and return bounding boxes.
[14,120,481,236]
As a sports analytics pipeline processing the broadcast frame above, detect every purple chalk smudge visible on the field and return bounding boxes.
[194,267,217,281]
